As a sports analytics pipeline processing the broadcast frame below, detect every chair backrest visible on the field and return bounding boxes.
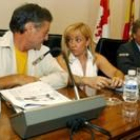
[43,34,62,57]
[95,38,128,76]
[0,29,7,36]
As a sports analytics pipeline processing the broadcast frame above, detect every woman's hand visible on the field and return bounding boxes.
[82,76,112,90]
[109,77,124,88]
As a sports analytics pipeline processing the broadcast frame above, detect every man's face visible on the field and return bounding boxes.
[133,28,140,45]
[24,21,50,50]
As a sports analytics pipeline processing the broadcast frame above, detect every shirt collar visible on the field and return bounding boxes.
[0,31,14,48]
[69,49,94,63]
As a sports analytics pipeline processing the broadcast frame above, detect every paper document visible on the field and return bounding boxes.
[0,81,71,112]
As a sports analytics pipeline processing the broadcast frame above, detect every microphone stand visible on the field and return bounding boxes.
[62,52,80,100]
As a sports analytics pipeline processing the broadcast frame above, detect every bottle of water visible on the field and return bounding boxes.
[123,70,139,103]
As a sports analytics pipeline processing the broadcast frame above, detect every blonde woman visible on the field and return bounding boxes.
[57,22,124,96]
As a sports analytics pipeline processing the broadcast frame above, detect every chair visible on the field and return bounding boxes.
[0,29,62,57]
[43,34,62,57]
[95,38,128,77]
[0,29,7,36]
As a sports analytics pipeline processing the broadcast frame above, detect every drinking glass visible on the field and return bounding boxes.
[106,97,122,106]
[137,67,140,77]
[122,102,138,122]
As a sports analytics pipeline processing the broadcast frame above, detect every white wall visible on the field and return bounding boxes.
[0,0,139,39]
[0,0,95,34]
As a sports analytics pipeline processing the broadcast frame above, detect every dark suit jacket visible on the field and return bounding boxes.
[117,40,140,74]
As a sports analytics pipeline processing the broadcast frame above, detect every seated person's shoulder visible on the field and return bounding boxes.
[118,41,132,50]
[117,41,133,56]
[40,44,50,52]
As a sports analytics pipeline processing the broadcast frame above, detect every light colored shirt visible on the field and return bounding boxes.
[0,31,68,89]
[69,50,97,96]
[136,41,140,52]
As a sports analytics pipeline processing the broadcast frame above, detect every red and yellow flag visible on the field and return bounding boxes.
[94,0,110,43]
[122,0,134,40]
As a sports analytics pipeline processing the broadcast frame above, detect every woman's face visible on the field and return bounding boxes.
[66,30,89,57]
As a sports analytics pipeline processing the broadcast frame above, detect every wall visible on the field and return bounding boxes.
[0,0,139,39]
[0,0,94,34]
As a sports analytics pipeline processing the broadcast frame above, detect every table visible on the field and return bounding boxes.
[1,87,140,140]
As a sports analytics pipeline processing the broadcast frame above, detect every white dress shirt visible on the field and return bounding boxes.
[69,50,97,96]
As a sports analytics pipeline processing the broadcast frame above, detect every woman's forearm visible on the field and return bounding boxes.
[113,70,124,80]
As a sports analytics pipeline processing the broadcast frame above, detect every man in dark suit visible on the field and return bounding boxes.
[117,19,140,74]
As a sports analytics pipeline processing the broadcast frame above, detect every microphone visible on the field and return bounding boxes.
[32,47,80,100]
[32,48,61,66]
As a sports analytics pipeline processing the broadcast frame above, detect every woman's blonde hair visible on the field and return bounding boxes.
[62,22,95,57]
